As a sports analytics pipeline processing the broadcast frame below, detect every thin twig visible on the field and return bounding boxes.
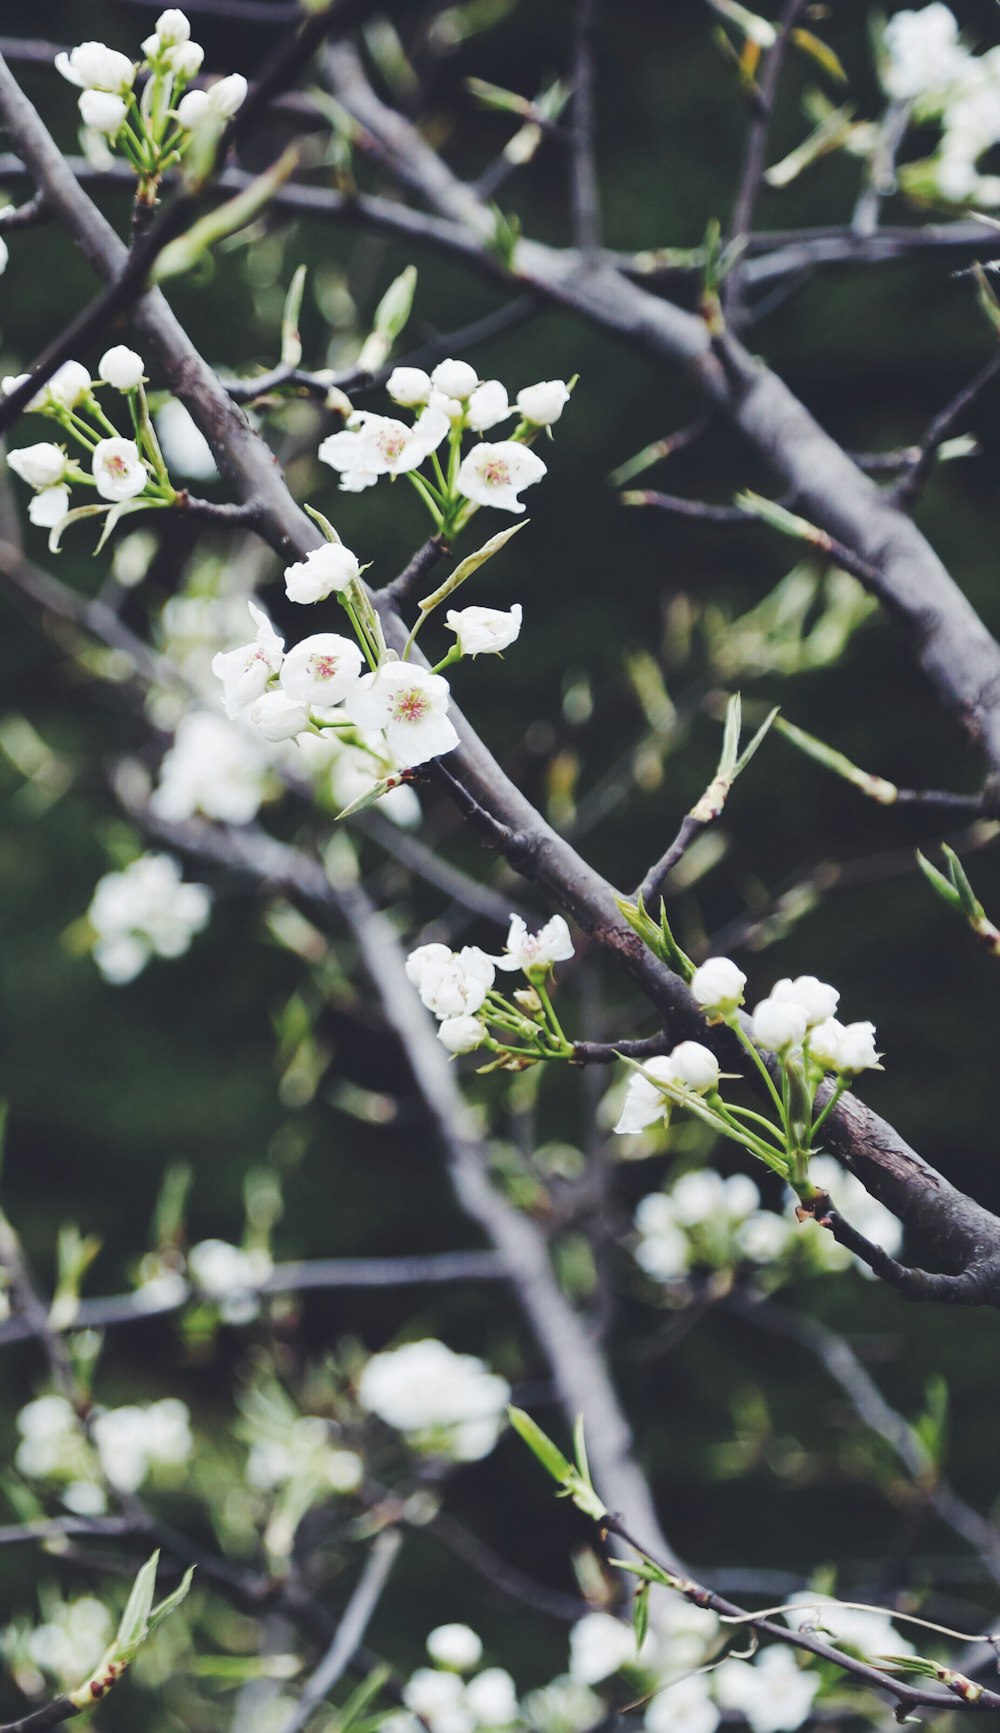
[278,1530,403,1733]
[569,0,601,257]
[724,0,805,316]
[892,351,1000,513]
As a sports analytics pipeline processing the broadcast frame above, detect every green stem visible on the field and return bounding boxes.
[431,645,462,676]
[342,596,380,672]
[809,1078,847,1142]
[535,979,571,1052]
[712,1099,787,1156]
[730,1021,786,1121]
[405,470,445,527]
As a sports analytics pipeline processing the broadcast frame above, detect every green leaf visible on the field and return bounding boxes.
[790,28,848,83]
[616,894,695,979]
[507,1406,574,1483]
[633,1582,650,1651]
[303,504,343,545]
[281,265,308,367]
[146,1565,196,1639]
[113,1550,159,1661]
[419,521,527,614]
[916,849,964,914]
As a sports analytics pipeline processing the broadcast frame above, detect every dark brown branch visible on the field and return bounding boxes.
[891,350,1000,513]
[278,1530,403,1733]
[635,813,704,908]
[724,0,805,316]
[0,1698,80,1733]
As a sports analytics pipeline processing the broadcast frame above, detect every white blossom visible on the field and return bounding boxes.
[45,360,93,410]
[517,380,571,426]
[752,997,808,1052]
[493,913,574,974]
[319,408,450,488]
[176,73,248,126]
[808,1017,881,1074]
[666,1041,720,1095]
[689,956,746,1015]
[0,236,7,276]
[644,1673,719,1733]
[29,485,71,528]
[801,1156,904,1270]
[467,380,512,432]
[88,852,211,983]
[438,1015,488,1053]
[403,1668,471,1733]
[770,975,839,1026]
[7,443,67,489]
[78,90,127,135]
[568,1612,646,1684]
[431,358,479,400]
[24,1596,113,1691]
[387,367,432,407]
[713,1647,818,1733]
[15,1395,81,1480]
[91,1398,192,1493]
[151,710,273,825]
[154,9,191,45]
[456,441,547,513]
[411,946,495,1019]
[98,345,145,390]
[736,1210,794,1263]
[881,4,967,103]
[55,42,136,94]
[633,1193,690,1279]
[92,436,148,501]
[344,662,459,768]
[212,599,285,718]
[246,1414,362,1493]
[155,398,218,479]
[249,690,311,742]
[168,40,204,78]
[615,1057,676,1135]
[465,1670,518,1727]
[445,604,522,657]
[405,943,453,988]
[427,1626,483,1672]
[358,1338,510,1461]
[280,633,364,706]
[284,541,360,604]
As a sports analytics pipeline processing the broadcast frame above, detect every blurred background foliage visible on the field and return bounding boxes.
[3,0,1000,1725]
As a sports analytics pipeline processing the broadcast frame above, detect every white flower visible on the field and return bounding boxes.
[713,1647,818,1733]
[357,1338,510,1461]
[175,88,210,127]
[405,942,453,988]
[808,1017,881,1074]
[88,852,211,983]
[466,1670,518,1727]
[752,997,808,1052]
[413,946,495,1019]
[467,380,512,432]
[430,389,465,422]
[55,42,136,94]
[188,1238,271,1301]
[155,8,191,45]
[438,1015,487,1053]
[445,604,522,657]
[881,4,967,102]
[427,1626,483,1672]
[78,90,127,134]
[387,367,432,406]
[246,1417,362,1494]
[151,710,272,824]
[91,1398,193,1492]
[168,40,204,78]
[15,1395,79,1479]
[568,1612,645,1684]
[98,345,145,390]
[45,360,92,409]
[176,73,248,125]
[24,1596,113,1690]
[7,443,67,488]
[523,1677,604,1733]
[456,441,547,513]
[493,912,574,973]
[799,1156,904,1270]
[667,1041,720,1094]
[736,1210,793,1263]
[431,358,479,400]
[615,1057,677,1135]
[633,1193,690,1279]
[249,690,311,742]
[403,1668,471,1733]
[344,662,459,768]
[785,1593,914,1659]
[212,600,285,718]
[689,956,746,1015]
[645,1672,719,1733]
[155,398,218,479]
[770,975,839,1026]
[92,436,148,501]
[517,380,571,426]
[280,633,363,706]
[284,541,360,604]
[29,485,71,527]
[319,408,450,487]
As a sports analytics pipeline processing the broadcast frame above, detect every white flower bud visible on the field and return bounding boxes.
[283,542,359,604]
[689,956,746,1015]
[92,437,147,501]
[445,603,522,657]
[46,360,92,409]
[466,379,511,432]
[770,975,839,1026]
[55,43,136,95]
[752,998,808,1052]
[206,73,248,117]
[0,237,7,277]
[426,1624,483,1671]
[666,1040,719,1094]
[431,358,479,400]
[28,485,71,527]
[98,345,145,390]
[79,90,127,135]
[156,9,191,45]
[169,41,204,78]
[437,1015,487,1054]
[836,1021,881,1074]
[175,88,209,127]
[7,442,67,488]
[516,379,571,426]
[248,690,311,741]
[386,366,432,406]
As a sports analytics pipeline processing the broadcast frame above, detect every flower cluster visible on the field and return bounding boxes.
[0,1594,113,1697]
[86,852,211,984]
[405,914,575,1061]
[356,1338,510,1462]
[878,5,1000,204]
[56,11,246,191]
[319,356,570,536]
[187,1237,273,1324]
[4,347,177,542]
[397,1633,520,1733]
[15,1393,193,1505]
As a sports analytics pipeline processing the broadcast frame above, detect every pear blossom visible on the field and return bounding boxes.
[644,1673,719,1733]
[881,4,967,103]
[568,1612,646,1684]
[357,1338,510,1461]
[87,852,211,984]
[155,398,218,479]
[212,600,284,718]
[188,1239,272,1323]
[78,90,127,135]
[770,974,839,1026]
[430,389,465,422]
[614,1057,677,1135]
[98,345,145,390]
[516,380,571,426]
[466,380,512,432]
[248,690,311,742]
[456,441,546,513]
[403,1668,469,1731]
[92,436,148,501]
[465,1670,518,1727]
[29,485,71,528]
[55,42,136,95]
[151,710,273,825]
[44,360,93,410]
[445,604,522,657]
[633,1193,690,1278]
[405,943,453,988]
[166,40,204,78]
[689,956,746,1015]
[797,1155,904,1270]
[91,1398,193,1493]
[438,1015,487,1053]
[410,946,495,1019]
[318,408,450,488]
[752,997,808,1052]
[176,73,248,126]
[344,662,459,768]
[431,358,479,400]
[427,1626,484,1672]
[713,1646,818,1733]
[284,540,360,604]
[809,1017,881,1074]
[493,912,574,974]
[667,1041,721,1094]
[23,1595,113,1690]
[7,443,68,489]
[387,366,432,407]
[280,633,364,706]
[153,9,191,46]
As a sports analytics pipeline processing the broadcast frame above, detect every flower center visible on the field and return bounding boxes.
[107,455,130,477]
[482,459,510,487]
[376,430,408,462]
[393,687,428,724]
[310,654,340,682]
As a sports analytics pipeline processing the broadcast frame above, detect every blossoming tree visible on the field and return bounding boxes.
[5,4,1000,1731]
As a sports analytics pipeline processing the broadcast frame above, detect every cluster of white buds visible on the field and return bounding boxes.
[55,12,246,187]
[689,960,882,1078]
[405,914,575,1062]
[357,1338,511,1462]
[399,1626,520,1733]
[86,851,211,984]
[878,5,1000,205]
[319,356,571,537]
[4,347,177,542]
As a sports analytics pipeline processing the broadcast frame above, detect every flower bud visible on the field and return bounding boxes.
[386,366,432,407]
[99,345,145,391]
[438,1015,487,1054]
[516,379,571,426]
[156,9,191,45]
[770,975,839,1026]
[666,1041,719,1094]
[283,542,359,604]
[467,379,511,432]
[7,442,67,488]
[690,956,746,1016]
[836,1021,881,1074]
[752,998,808,1052]
[170,41,204,78]
[248,690,310,741]
[79,90,127,135]
[431,358,479,400]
